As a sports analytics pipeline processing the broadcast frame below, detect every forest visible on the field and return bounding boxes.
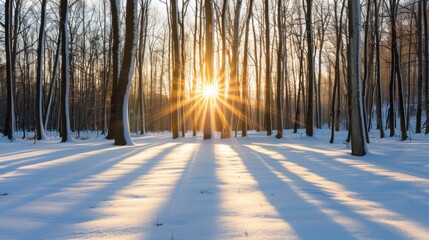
[1,0,429,156]
[2,1,429,239]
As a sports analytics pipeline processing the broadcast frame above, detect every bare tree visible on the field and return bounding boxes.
[264,0,272,136]
[60,0,72,142]
[305,0,315,137]
[114,0,138,145]
[241,0,254,137]
[35,0,48,140]
[275,0,283,138]
[171,0,181,139]
[106,0,122,139]
[203,0,214,139]
[347,0,367,156]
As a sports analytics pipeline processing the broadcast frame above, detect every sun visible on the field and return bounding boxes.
[202,84,218,99]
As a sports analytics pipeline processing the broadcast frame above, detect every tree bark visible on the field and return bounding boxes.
[264,0,272,136]
[60,0,72,142]
[114,0,138,145]
[203,0,214,139]
[305,0,314,137]
[36,0,48,140]
[170,0,181,139]
[106,0,121,139]
[347,0,367,156]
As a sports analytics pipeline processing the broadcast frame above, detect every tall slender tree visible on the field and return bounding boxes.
[114,0,138,145]
[4,0,15,141]
[106,0,122,139]
[305,0,314,137]
[35,0,48,140]
[60,0,72,142]
[264,0,272,136]
[203,0,214,139]
[171,0,181,139]
[241,0,254,137]
[347,0,367,156]
[423,0,429,134]
[275,0,283,139]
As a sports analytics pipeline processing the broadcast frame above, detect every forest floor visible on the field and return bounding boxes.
[0,129,429,239]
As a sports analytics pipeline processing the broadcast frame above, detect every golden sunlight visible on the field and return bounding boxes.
[202,84,218,99]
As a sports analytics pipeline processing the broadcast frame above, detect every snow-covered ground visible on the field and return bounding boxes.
[0,129,428,239]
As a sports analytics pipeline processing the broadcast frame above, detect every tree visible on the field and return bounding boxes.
[305,0,314,137]
[106,0,122,140]
[416,0,423,133]
[171,0,181,139]
[35,0,48,140]
[114,0,138,145]
[347,0,367,156]
[220,0,229,139]
[60,0,72,142]
[241,0,254,137]
[264,0,272,136]
[203,0,214,139]
[275,0,283,139]
[424,0,429,134]
[4,0,15,141]
[374,0,385,138]
[329,0,345,144]
[387,0,407,141]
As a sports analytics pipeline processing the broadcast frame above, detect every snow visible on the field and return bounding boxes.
[1,129,429,239]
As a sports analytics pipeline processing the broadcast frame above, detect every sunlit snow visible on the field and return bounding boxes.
[0,130,428,239]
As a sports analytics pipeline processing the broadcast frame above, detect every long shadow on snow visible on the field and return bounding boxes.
[6,143,184,239]
[241,142,422,239]
[0,141,130,176]
[252,141,429,230]
[145,138,222,240]
[0,141,168,214]
[228,140,359,239]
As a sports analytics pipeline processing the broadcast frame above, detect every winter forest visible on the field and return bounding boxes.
[1,0,429,239]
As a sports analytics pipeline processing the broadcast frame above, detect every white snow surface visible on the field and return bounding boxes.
[1,129,429,240]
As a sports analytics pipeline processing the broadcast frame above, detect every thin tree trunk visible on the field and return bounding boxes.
[416,0,423,133]
[424,0,429,134]
[374,0,385,138]
[203,0,214,139]
[264,0,272,136]
[106,0,121,139]
[305,0,314,137]
[171,0,181,139]
[114,0,138,145]
[275,0,283,138]
[347,0,367,156]
[241,0,254,137]
[4,0,15,141]
[36,0,48,140]
[60,0,72,142]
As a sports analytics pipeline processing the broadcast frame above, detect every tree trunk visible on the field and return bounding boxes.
[374,0,385,138]
[264,0,272,136]
[240,0,254,137]
[416,0,423,133]
[424,0,429,134]
[330,0,345,143]
[305,0,314,137]
[4,0,15,141]
[114,0,138,145]
[171,0,181,139]
[106,0,121,139]
[347,0,367,156]
[275,0,283,138]
[203,0,214,139]
[60,0,72,142]
[36,0,48,140]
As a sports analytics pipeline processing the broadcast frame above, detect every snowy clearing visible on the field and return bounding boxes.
[0,130,429,239]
